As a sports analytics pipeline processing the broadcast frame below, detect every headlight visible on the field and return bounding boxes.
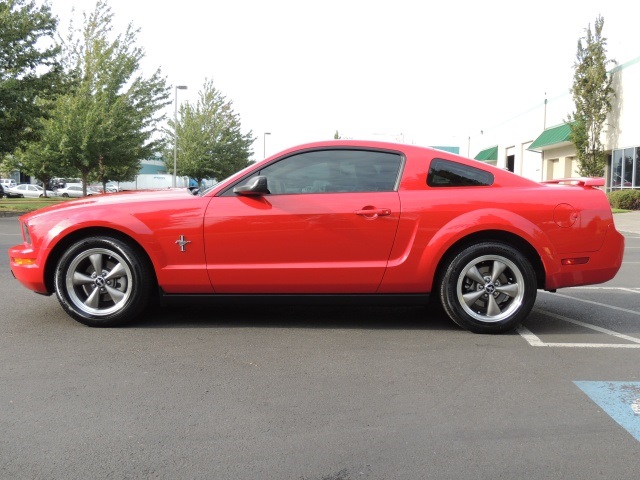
[22,221,32,245]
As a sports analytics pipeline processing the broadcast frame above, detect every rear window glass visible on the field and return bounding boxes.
[427,158,494,187]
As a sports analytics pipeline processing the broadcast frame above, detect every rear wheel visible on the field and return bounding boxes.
[439,242,537,334]
[54,236,153,327]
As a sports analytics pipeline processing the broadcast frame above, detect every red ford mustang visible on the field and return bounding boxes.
[8,140,624,333]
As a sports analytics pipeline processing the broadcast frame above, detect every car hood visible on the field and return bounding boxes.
[21,188,196,222]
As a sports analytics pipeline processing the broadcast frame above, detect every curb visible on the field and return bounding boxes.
[0,212,27,218]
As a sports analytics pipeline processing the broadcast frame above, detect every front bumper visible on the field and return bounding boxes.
[8,244,50,294]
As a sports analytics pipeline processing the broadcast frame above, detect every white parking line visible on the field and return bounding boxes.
[518,310,640,348]
[518,287,640,348]
[540,291,640,317]
[516,326,547,346]
[568,287,640,293]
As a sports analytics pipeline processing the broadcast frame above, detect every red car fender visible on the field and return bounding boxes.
[381,208,555,293]
[11,210,161,294]
[31,210,162,287]
[40,205,211,294]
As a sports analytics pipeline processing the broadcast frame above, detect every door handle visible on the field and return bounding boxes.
[355,208,391,219]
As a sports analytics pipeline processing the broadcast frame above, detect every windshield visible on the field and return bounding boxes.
[198,181,223,196]
[197,162,258,196]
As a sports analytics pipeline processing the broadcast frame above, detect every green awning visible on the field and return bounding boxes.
[431,146,460,155]
[474,145,498,161]
[528,123,572,151]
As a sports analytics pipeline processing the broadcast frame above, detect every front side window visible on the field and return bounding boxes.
[427,158,494,187]
[235,149,402,195]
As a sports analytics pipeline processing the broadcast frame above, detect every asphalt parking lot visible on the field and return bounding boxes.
[1,214,639,479]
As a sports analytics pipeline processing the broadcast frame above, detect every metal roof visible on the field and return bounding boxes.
[528,123,572,151]
[431,146,460,154]
[474,145,498,161]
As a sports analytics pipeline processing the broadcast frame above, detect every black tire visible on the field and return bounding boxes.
[62,193,69,197]
[54,236,153,327]
[439,242,537,334]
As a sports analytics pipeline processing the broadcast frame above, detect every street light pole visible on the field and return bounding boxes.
[173,85,188,188]
[263,132,271,159]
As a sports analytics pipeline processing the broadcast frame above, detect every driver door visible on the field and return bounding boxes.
[204,148,403,293]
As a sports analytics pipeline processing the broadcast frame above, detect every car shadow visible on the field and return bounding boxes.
[129,302,464,332]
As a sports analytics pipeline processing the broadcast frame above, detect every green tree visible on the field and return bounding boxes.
[567,15,616,177]
[52,0,170,194]
[169,79,254,187]
[0,0,64,156]
[11,97,68,196]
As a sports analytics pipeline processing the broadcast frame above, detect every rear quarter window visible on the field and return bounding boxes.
[427,158,494,187]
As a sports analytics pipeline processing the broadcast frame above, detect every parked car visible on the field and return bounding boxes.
[56,184,101,198]
[0,184,22,198]
[1,178,17,189]
[105,182,119,193]
[89,182,119,194]
[48,178,67,190]
[8,140,624,332]
[6,184,56,198]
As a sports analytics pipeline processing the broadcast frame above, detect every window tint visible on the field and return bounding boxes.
[242,149,402,195]
[427,158,494,187]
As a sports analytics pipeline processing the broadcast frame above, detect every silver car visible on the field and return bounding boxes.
[56,184,101,198]
[7,184,57,198]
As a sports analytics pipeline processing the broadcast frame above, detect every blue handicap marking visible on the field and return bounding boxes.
[574,381,640,442]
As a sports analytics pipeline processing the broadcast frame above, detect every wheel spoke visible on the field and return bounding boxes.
[104,262,125,281]
[486,294,502,316]
[491,261,507,283]
[89,253,103,275]
[462,290,485,306]
[104,285,125,303]
[72,272,94,286]
[496,283,519,298]
[84,287,101,309]
[465,266,485,284]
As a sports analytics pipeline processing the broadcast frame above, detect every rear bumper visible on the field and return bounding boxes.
[545,224,625,290]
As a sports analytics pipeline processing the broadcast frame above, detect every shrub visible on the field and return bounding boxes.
[608,189,640,210]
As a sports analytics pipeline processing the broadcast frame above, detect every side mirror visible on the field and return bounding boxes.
[233,175,270,196]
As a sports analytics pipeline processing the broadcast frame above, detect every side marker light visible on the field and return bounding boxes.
[12,258,36,266]
[561,257,589,266]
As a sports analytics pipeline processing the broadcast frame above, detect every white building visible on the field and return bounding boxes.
[472,55,640,191]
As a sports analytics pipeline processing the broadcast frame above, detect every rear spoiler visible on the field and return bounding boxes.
[541,177,605,188]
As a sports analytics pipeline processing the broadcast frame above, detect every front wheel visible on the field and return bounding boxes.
[54,236,153,327]
[439,242,537,334]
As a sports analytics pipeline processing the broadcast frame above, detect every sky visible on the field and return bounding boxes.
[45,0,640,160]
